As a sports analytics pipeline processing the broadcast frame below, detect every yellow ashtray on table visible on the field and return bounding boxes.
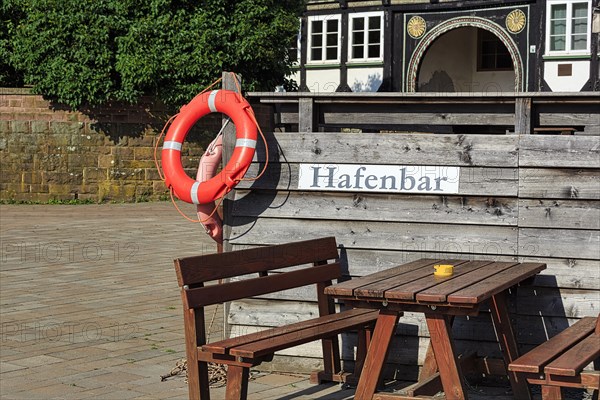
[434,264,454,277]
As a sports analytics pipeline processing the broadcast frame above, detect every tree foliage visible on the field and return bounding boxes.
[5,0,303,109]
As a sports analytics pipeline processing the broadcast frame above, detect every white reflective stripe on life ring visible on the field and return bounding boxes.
[163,141,183,151]
[235,138,257,149]
[208,90,219,113]
[190,181,201,204]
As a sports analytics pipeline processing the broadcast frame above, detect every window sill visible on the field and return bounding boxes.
[305,63,342,69]
[542,54,592,60]
[346,61,384,68]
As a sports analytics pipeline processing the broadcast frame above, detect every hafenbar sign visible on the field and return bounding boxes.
[298,164,460,194]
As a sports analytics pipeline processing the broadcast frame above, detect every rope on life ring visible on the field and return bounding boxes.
[153,73,270,243]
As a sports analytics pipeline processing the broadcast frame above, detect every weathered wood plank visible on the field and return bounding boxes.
[228,218,518,256]
[322,112,515,126]
[522,257,600,290]
[538,113,600,127]
[519,135,600,168]
[516,287,600,318]
[519,199,600,230]
[233,191,518,226]
[518,228,600,260]
[519,168,600,200]
[237,163,519,196]
[266,133,518,167]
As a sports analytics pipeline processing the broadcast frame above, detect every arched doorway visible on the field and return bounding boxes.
[406,17,524,92]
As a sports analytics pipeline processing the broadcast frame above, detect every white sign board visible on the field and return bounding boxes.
[298,164,460,194]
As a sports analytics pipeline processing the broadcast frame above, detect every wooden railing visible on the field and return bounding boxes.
[248,92,600,135]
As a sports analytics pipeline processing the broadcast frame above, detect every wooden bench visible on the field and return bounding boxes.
[508,314,600,399]
[174,237,379,400]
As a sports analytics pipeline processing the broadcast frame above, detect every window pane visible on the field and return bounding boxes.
[352,45,364,59]
[311,48,322,60]
[327,19,338,33]
[551,20,566,35]
[481,41,495,54]
[326,47,337,60]
[572,3,588,18]
[368,30,380,45]
[353,31,364,45]
[312,21,322,34]
[481,55,495,69]
[312,34,322,47]
[551,4,567,19]
[572,18,587,34]
[353,17,364,31]
[327,32,337,46]
[572,34,587,50]
[550,36,566,51]
[368,44,380,58]
[369,16,381,30]
[497,54,512,69]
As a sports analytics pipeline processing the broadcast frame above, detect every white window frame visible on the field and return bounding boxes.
[545,0,592,56]
[307,14,342,64]
[348,11,384,63]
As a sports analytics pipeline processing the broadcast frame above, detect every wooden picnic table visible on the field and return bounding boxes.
[324,258,547,400]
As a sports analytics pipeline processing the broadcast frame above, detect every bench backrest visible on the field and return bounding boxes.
[174,237,341,309]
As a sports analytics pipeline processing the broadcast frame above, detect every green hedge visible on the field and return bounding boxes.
[2,0,302,109]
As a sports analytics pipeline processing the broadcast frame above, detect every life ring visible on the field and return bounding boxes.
[161,90,257,204]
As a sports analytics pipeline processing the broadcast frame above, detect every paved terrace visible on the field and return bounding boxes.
[0,202,360,399]
[1,202,539,399]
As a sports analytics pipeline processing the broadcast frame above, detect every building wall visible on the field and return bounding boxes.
[0,89,219,203]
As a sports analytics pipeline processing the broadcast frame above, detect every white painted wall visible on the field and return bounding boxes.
[417,27,515,93]
[348,67,384,92]
[306,69,341,93]
[543,61,591,92]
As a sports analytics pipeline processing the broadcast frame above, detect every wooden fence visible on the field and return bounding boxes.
[221,91,600,378]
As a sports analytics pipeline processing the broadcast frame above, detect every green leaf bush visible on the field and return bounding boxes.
[3,0,302,109]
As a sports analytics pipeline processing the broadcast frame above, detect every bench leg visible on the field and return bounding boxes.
[225,365,249,400]
[541,385,562,400]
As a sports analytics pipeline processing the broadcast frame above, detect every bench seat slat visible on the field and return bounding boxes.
[508,317,596,374]
[185,262,341,308]
[202,308,377,355]
[228,309,380,359]
[544,333,600,377]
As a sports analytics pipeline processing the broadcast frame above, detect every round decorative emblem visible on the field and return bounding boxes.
[506,9,526,34]
[407,16,427,39]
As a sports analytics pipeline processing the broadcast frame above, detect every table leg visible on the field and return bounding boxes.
[354,309,400,400]
[425,313,468,400]
[490,291,532,400]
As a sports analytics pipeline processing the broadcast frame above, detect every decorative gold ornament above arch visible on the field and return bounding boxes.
[406,16,525,93]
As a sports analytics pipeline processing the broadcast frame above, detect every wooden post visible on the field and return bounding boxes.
[515,97,532,135]
[221,71,240,254]
[299,97,315,132]
[220,71,241,343]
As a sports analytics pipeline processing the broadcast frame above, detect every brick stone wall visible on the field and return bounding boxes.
[0,88,225,202]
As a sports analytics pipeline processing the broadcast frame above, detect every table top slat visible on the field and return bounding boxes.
[385,260,496,301]
[354,259,468,299]
[415,261,520,303]
[447,262,546,305]
[324,258,438,297]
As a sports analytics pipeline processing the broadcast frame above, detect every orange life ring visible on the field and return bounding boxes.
[161,90,257,204]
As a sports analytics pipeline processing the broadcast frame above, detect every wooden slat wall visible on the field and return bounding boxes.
[223,94,600,374]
